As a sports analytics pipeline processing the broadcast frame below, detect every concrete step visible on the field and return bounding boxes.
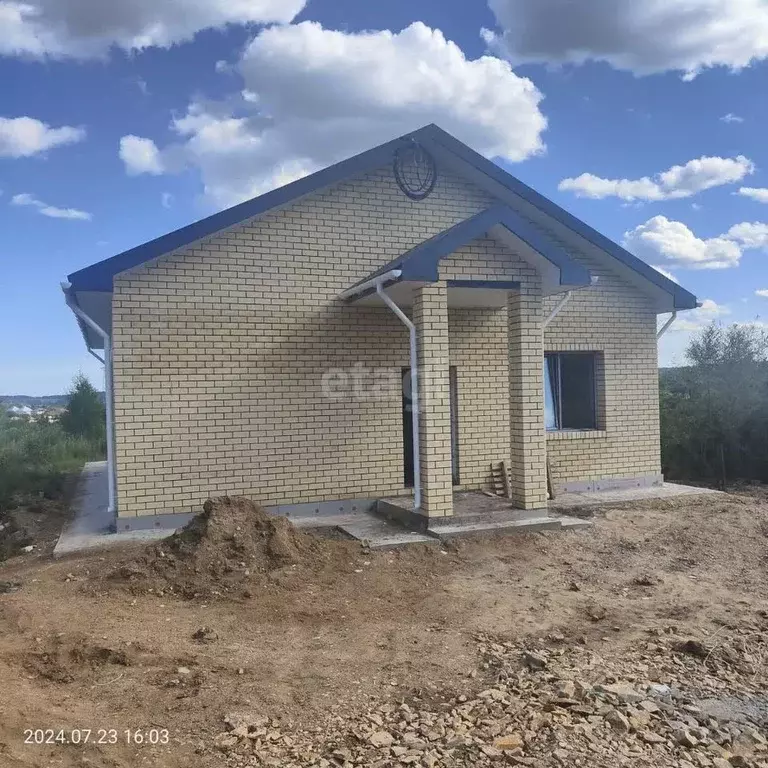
[337,517,436,549]
[428,516,562,539]
[291,513,367,530]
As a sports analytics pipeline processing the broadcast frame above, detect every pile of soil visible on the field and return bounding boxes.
[102,496,352,598]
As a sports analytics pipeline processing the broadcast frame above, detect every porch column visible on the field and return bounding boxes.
[507,282,548,509]
[413,282,453,517]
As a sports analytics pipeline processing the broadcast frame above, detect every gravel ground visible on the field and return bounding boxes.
[0,487,767,768]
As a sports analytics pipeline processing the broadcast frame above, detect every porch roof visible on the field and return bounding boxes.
[339,204,591,308]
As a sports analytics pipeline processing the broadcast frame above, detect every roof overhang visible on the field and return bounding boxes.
[421,126,698,313]
[348,279,523,309]
[63,124,697,358]
[62,284,112,351]
[339,204,590,308]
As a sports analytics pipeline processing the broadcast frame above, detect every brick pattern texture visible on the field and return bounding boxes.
[542,257,660,492]
[508,284,549,509]
[111,163,661,517]
[413,283,452,517]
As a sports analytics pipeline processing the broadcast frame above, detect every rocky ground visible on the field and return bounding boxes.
[210,627,768,768]
[1,488,767,768]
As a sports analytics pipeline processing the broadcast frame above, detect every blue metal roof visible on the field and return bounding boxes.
[421,125,698,311]
[66,123,697,310]
[348,204,590,294]
[66,132,412,291]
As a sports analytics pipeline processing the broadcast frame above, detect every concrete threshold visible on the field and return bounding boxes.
[428,516,563,539]
[293,513,434,549]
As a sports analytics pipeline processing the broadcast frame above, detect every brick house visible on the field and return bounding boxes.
[63,125,697,532]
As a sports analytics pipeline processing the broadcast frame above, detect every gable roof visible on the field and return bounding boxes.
[422,126,697,312]
[66,123,697,311]
[349,204,590,293]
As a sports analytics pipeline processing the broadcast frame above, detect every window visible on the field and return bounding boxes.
[544,353,597,431]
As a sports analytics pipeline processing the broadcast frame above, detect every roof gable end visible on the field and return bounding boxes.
[66,123,697,312]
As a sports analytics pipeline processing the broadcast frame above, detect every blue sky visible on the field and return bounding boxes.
[2,0,768,394]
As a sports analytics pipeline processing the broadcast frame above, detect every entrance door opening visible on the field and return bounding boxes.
[402,367,459,487]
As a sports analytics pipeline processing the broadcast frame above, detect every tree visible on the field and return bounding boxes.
[660,321,768,485]
[60,373,105,442]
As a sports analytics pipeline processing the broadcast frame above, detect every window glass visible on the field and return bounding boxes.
[560,353,596,429]
[543,356,557,430]
[544,352,597,430]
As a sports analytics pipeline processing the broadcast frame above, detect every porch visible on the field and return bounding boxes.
[338,205,593,521]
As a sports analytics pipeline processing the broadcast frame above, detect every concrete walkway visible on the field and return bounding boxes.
[54,462,169,557]
[55,464,722,556]
[550,482,721,511]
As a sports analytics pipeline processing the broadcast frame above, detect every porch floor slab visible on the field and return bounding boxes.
[428,516,563,539]
[378,491,587,538]
[550,482,721,511]
[336,517,435,548]
[379,491,546,522]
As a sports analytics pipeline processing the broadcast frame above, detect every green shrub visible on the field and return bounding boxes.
[660,322,768,485]
[0,375,106,511]
[60,373,106,442]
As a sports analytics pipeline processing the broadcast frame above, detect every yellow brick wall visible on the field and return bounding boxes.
[438,233,660,498]
[543,252,661,491]
[111,163,661,518]
[112,167,496,517]
[413,283,453,517]
[440,237,539,495]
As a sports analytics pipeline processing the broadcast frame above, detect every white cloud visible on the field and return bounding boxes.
[559,155,754,201]
[161,191,173,208]
[0,0,306,59]
[560,173,663,201]
[623,216,737,269]
[483,0,768,79]
[755,289,768,298]
[119,135,164,175]
[0,116,84,158]
[11,192,91,220]
[624,215,768,271]
[738,187,768,203]
[726,221,768,249]
[721,113,745,123]
[668,299,731,332]
[120,21,548,208]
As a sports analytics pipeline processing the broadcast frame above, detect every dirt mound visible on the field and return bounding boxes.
[102,496,352,598]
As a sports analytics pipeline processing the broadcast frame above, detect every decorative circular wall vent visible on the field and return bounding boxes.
[393,141,438,201]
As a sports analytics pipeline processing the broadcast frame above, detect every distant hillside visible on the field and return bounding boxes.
[1,393,105,408]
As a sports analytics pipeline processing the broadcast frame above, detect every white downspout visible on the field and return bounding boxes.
[338,269,422,510]
[375,282,421,511]
[61,283,117,516]
[657,311,678,339]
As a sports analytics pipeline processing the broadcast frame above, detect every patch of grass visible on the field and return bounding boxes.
[0,414,105,513]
